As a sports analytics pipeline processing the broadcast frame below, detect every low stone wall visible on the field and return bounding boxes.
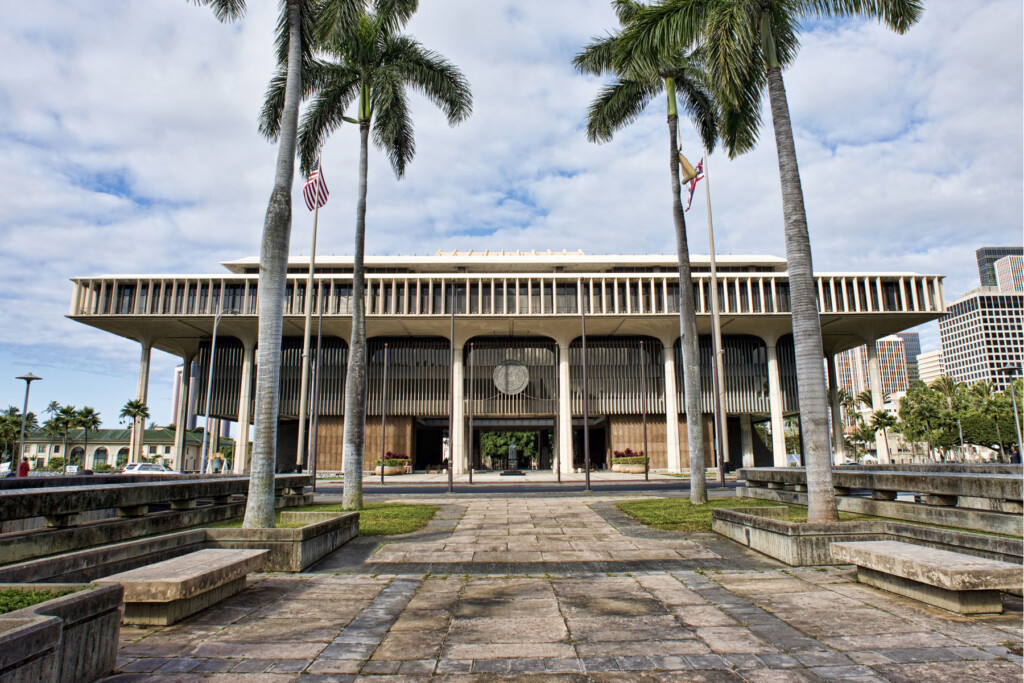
[611,464,647,474]
[712,506,1024,568]
[739,485,1022,536]
[205,512,359,572]
[0,583,123,683]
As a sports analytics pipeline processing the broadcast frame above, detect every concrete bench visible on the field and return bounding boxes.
[831,540,1020,615]
[95,548,267,625]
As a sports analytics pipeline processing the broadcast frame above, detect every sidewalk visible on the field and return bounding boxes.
[321,470,727,485]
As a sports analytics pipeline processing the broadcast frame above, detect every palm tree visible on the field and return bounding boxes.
[869,409,897,458]
[77,407,101,468]
[191,0,361,527]
[616,0,922,521]
[55,405,80,474]
[573,0,717,503]
[120,400,150,464]
[265,0,472,510]
[972,382,1007,457]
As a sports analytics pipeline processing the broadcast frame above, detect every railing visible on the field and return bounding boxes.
[69,272,945,319]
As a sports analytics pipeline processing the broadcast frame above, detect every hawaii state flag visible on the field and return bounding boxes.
[681,153,704,212]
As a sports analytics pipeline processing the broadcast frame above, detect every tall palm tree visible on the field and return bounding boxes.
[869,409,897,458]
[931,376,964,451]
[120,400,150,464]
[77,407,102,468]
[616,0,922,522]
[972,382,1007,456]
[191,0,361,527]
[263,0,472,510]
[55,405,80,474]
[573,0,717,503]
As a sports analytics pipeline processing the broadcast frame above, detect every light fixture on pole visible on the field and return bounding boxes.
[448,282,455,493]
[640,342,649,482]
[467,342,474,485]
[14,373,41,475]
[580,278,590,491]
[1000,366,1023,459]
[200,307,234,475]
[380,343,389,486]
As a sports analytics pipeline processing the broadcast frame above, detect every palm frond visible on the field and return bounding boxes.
[388,36,473,124]
[613,0,709,76]
[189,0,246,23]
[716,62,765,157]
[297,66,362,174]
[702,0,761,107]
[572,33,620,76]
[370,65,415,177]
[259,59,346,141]
[274,0,319,72]
[666,62,718,152]
[315,0,365,44]
[584,78,661,143]
[793,0,924,34]
[373,0,418,35]
[612,0,647,25]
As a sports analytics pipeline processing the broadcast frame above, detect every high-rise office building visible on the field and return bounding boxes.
[939,288,1024,391]
[917,349,944,386]
[976,247,1023,288]
[836,335,910,404]
[995,255,1024,292]
[897,331,921,384]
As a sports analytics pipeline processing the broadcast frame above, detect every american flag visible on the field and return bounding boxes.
[685,157,705,212]
[303,157,329,211]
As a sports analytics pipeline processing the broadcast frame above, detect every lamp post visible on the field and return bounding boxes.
[200,307,234,475]
[1000,366,1023,461]
[14,373,41,475]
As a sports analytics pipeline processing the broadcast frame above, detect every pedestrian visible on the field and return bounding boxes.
[17,459,29,477]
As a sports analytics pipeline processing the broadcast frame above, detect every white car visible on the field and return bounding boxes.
[122,463,173,474]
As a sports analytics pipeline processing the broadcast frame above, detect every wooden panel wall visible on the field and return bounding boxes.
[313,416,414,472]
[677,415,715,469]
[607,415,668,469]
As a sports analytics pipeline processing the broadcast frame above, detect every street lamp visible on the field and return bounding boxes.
[200,307,235,475]
[14,373,41,475]
[1003,366,1019,462]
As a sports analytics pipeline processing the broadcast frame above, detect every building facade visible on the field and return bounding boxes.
[976,247,1023,288]
[917,349,944,386]
[995,255,1024,292]
[68,252,945,471]
[18,427,214,472]
[896,331,921,384]
[939,288,1024,391]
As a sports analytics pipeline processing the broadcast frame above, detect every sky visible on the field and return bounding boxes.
[0,1,1021,432]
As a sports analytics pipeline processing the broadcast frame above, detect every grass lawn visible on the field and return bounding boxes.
[615,497,876,533]
[0,587,79,615]
[205,503,438,536]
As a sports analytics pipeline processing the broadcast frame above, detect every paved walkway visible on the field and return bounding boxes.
[103,495,1023,682]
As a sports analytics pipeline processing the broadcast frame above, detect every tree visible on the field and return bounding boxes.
[869,409,897,456]
[77,407,101,468]
[55,405,81,474]
[574,0,717,503]
[265,0,471,510]
[614,0,921,522]
[120,400,150,463]
[190,0,362,528]
[972,381,1009,457]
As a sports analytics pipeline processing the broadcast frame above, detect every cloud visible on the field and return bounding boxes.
[0,0,1019,427]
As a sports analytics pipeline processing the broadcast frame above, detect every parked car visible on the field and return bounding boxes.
[121,462,174,474]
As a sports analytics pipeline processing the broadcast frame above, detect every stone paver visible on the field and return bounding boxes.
[102,495,1023,681]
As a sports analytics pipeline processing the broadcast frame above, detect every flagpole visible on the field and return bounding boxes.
[297,159,325,471]
[703,152,729,487]
[309,295,324,491]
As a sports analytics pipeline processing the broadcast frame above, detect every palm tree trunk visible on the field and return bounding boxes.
[765,67,837,522]
[666,108,706,504]
[243,0,303,529]
[342,121,371,511]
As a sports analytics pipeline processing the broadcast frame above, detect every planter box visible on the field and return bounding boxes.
[0,583,123,683]
[712,506,1024,568]
[205,512,358,572]
[374,466,407,476]
[612,464,646,474]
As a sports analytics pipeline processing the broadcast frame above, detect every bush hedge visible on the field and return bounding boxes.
[612,448,646,465]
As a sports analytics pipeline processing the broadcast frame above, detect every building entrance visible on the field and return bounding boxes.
[468,420,556,471]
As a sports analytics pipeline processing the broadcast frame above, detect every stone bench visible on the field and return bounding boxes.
[831,540,1020,615]
[94,548,267,625]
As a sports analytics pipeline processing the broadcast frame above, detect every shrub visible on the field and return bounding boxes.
[380,451,410,468]
[47,457,65,472]
[613,448,646,465]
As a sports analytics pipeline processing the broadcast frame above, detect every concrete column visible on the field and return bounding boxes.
[132,341,152,463]
[173,354,194,471]
[866,339,891,463]
[451,343,466,475]
[661,340,681,472]
[557,341,574,475]
[234,342,255,474]
[740,414,754,468]
[765,341,788,467]
[826,353,846,464]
